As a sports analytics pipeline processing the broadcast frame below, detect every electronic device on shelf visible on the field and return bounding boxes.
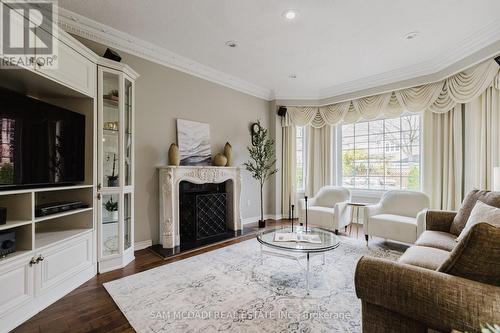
[0,231,15,257]
[35,201,89,217]
[0,87,85,190]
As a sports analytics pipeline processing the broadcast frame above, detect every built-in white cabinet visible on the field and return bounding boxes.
[0,9,99,331]
[0,254,33,318]
[34,231,93,296]
[97,59,139,273]
[35,37,96,97]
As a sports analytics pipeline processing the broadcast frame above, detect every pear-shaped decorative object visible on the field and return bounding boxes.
[223,142,232,166]
[213,153,228,167]
[168,143,179,166]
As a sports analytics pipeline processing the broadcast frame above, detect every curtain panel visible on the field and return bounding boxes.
[422,106,464,210]
[305,125,333,197]
[284,59,500,128]
[281,126,296,216]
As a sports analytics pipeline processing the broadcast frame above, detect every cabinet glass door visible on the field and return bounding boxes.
[102,72,120,188]
[124,79,133,186]
[101,193,119,256]
[124,192,132,250]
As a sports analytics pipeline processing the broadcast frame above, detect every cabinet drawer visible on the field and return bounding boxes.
[35,39,95,97]
[0,256,33,317]
[35,232,93,295]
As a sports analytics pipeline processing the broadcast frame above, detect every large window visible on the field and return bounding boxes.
[296,126,305,191]
[340,115,421,190]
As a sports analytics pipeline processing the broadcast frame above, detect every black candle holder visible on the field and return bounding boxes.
[291,204,295,232]
[304,196,308,233]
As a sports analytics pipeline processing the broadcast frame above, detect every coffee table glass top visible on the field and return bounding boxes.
[256,226,340,253]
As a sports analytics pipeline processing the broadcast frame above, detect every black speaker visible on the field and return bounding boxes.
[0,207,6,225]
[495,55,500,66]
[277,106,287,117]
[103,48,122,62]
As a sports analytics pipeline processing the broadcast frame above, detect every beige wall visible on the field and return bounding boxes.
[76,37,275,245]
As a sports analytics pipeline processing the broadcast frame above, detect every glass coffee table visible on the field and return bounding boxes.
[256,226,340,295]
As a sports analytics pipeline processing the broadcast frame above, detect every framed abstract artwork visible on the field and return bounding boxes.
[176,119,211,166]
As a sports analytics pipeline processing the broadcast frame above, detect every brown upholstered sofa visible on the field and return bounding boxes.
[355,190,500,333]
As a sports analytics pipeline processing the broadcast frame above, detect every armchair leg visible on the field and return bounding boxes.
[365,234,369,245]
[334,229,338,235]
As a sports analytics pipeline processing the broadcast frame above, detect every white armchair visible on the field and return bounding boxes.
[298,186,352,234]
[365,190,430,244]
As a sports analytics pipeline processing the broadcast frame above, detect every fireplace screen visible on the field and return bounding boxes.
[179,181,228,243]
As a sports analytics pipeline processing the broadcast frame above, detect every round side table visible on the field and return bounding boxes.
[347,202,367,238]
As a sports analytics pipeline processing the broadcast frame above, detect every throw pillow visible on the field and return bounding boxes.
[456,201,500,242]
[450,190,500,236]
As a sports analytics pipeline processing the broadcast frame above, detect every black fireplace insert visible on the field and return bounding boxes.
[179,181,228,244]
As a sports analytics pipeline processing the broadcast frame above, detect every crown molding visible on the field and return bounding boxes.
[311,17,500,101]
[57,8,274,101]
[57,8,500,103]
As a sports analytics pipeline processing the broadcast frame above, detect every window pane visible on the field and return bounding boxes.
[340,114,421,190]
[296,127,305,191]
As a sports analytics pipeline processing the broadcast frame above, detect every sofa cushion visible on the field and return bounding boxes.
[306,206,335,230]
[456,201,500,242]
[369,214,417,244]
[439,222,500,286]
[450,190,500,236]
[398,245,450,270]
[415,231,457,252]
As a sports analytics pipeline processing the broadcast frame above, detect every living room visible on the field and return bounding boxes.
[0,1,498,332]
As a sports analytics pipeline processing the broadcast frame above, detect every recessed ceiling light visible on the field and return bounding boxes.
[289,74,297,79]
[225,40,238,48]
[404,31,420,40]
[283,10,298,20]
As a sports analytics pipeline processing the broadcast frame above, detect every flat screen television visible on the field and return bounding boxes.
[0,87,85,190]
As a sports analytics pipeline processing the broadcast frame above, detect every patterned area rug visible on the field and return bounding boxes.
[104,237,403,333]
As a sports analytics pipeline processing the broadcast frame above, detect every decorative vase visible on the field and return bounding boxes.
[107,175,118,187]
[168,143,179,166]
[223,142,232,166]
[213,153,228,167]
[103,209,118,222]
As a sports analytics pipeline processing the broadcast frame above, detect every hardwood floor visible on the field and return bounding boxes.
[14,220,366,333]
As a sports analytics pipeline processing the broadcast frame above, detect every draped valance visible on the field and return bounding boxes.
[285,59,500,128]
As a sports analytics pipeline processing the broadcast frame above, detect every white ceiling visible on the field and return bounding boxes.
[58,0,500,100]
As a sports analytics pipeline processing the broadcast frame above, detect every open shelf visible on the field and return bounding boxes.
[35,228,92,250]
[0,184,93,196]
[32,184,93,193]
[35,207,93,223]
[0,250,32,263]
[0,220,32,231]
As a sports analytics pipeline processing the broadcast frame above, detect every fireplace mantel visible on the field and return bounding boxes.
[157,166,242,248]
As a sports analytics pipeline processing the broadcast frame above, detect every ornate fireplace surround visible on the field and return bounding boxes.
[158,166,242,249]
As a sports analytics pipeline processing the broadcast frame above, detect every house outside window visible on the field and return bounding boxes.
[340,115,421,190]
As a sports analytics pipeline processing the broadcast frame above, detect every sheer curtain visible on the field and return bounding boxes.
[281,125,296,216]
[423,105,464,210]
[305,125,333,197]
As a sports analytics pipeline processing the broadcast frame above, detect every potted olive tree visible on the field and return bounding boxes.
[244,120,277,228]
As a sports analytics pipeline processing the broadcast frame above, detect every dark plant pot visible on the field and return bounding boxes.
[107,176,118,187]
[258,220,266,228]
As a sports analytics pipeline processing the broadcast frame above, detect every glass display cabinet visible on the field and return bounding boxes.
[97,58,139,273]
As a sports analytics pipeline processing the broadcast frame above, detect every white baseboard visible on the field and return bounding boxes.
[242,214,283,225]
[134,239,152,250]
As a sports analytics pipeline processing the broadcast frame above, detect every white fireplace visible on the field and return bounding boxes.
[158,166,242,249]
